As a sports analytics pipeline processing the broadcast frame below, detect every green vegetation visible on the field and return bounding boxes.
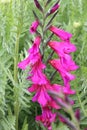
[0,0,87,130]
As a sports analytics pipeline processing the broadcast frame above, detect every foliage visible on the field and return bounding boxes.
[0,0,87,130]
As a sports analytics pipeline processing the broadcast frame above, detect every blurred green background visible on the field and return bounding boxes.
[0,0,87,130]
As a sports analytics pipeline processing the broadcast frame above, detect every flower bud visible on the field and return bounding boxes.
[30,20,39,34]
[75,109,80,121]
[46,3,60,17]
[58,112,76,129]
[50,3,60,14]
[34,0,43,12]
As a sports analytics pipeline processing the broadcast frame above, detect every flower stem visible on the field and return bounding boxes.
[76,88,87,116]
[14,32,20,130]
[45,50,54,64]
[41,1,46,59]
[66,106,80,130]
[14,35,19,83]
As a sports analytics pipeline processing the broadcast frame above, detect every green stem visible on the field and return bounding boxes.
[41,1,46,59]
[76,89,87,116]
[14,99,20,130]
[14,34,19,82]
[14,32,20,130]
[67,106,80,130]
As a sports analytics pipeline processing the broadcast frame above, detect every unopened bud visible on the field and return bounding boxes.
[34,0,43,12]
[50,3,60,14]
[58,112,77,130]
[30,20,39,34]
[75,109,80,121]
[46,3,59,17]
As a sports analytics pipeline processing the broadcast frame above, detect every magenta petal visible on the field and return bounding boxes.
[30,20,39,34]
[64,43,77,53]
[28,36,41,55]
[28,84,38,92]
[32,87,51,106]
[65,72,76,81]
[18,56,30,70]
[48,41,76,56]
[49,99,61,109]
[31,59,46,70]
[36,107,56,130]
[63,87,76,95]
[50,3,60,14]
[29,52,41,65]
[31,69,48,85]
[18,36,41,70]
[49,59,76,82]
[61,54,79,71]
[49,26,72,41]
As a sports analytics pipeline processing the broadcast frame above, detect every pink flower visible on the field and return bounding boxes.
[48,41,79,71]
[27,59,47,85]
[28,83,60,108]
[49,26,72,41]
[36,107,56,130]
[18,56,30,70]
[28,36,41,54]
[52,84,75,95]
[63,85,76,95]
[31,58,46,70]
[28,84,51,106]
[30,20,39,34]
[18,53,41,70]
[49,3,60,14]
[29,70,48,85]
[49,59,75,83]
[18,36,41,70]
[61,54,79,71]
[48,41,76,56]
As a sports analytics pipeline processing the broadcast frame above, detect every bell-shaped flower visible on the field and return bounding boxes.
[27,59,47,85]
[48,41,78,71]
[36,106,56,130]
[61,54,79,71]
[30,20,39,34]
[28,83,60,108]
[28,36,41,55]
[18,36,41,70]
[28,84,51,106]
[29,71,48,85]
[49,26,72,41]
[18,52,41,70]
[49,59,75,87]
[48,41,76,56]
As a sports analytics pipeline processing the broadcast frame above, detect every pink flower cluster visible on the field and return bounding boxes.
[18,2,78,130]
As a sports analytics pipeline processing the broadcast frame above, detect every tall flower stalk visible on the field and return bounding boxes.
[18,0,80,130]
[14,31,20,130]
